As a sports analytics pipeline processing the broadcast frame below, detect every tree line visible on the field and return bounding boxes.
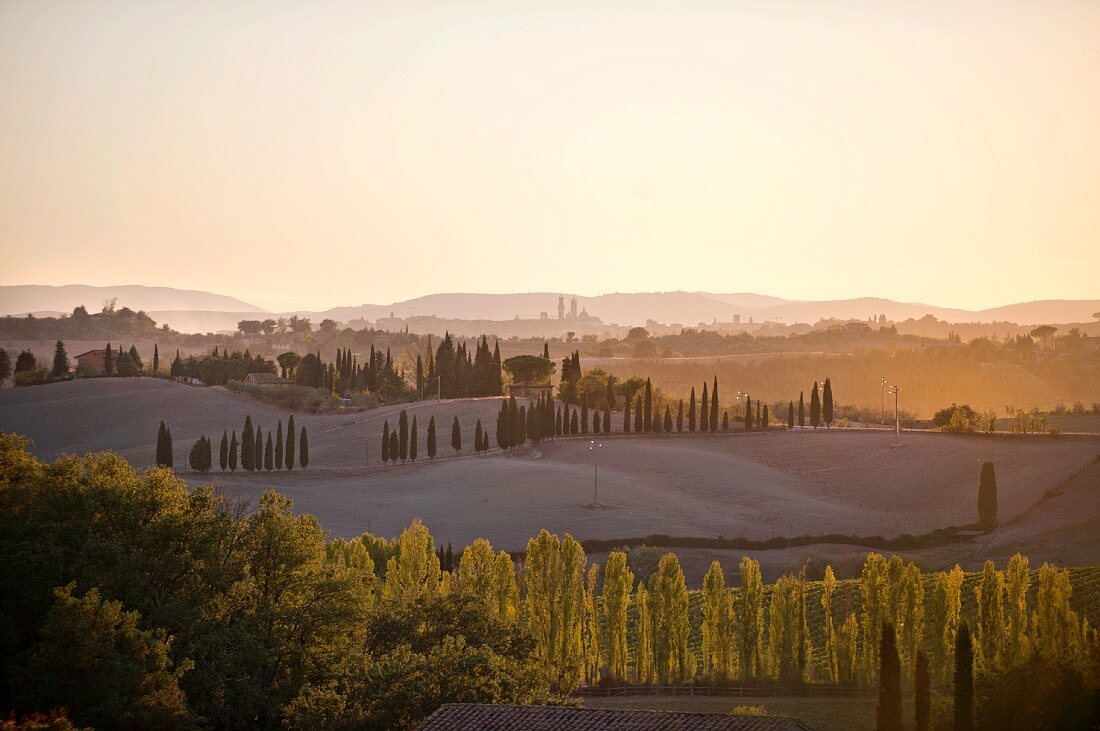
[156,415,311,472]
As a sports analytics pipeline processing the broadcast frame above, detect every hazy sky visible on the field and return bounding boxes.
[1,1,1098,312]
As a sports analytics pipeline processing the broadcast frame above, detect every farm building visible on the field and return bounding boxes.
[416,704,811,730]
[74,349,107,374]
[244,372,295,386]
[506,379,553,400]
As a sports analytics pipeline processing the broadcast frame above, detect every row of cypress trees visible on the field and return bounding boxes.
[212,415,309,472]
[380,412,488,464]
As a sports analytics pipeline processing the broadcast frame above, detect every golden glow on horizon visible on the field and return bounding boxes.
[1,0,1098,311]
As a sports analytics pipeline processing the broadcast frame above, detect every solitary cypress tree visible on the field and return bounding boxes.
[382,420,391,463]
[399,410,409,462]
[427,416,437,459]
[219,430,229,471]
[103,343,114,375]
[410,416,418,461]
[152,343,160,374]
[788,401,795,429]
[474,420,483,454]
[229,431,238,471]
[823,377,834,427]
[677,400,684,432]
[156,422,167,466]
[264,434,274,471]
[810,383,821,428]
[953,621,974,731]
[275,421,284,469]
[710,376,719,431]
[299,426,309,468]
[876,622,903,731]
[688,387,696,431]
[978,462,998,530]
[285,415,295,471]
[915,649,930,731]
[623,396,631,433]
[242,416,254,471]
[798,391,805,428]
[700,382,709,432]
[51,339,69,378]
[451,415,461,453]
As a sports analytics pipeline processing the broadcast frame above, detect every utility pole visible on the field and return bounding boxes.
[589,440,602,506]
[880,377,887,425]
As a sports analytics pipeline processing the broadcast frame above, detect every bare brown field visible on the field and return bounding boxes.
[2,378,1097,576]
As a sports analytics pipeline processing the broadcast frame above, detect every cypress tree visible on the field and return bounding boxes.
[427,416,437,459]
[745,396,754,431]
[953,621,974,731]
[382,420,391,463]
[788,401,795,429]
[677,399,684,432]
[474,419,483,454]
[623,396,631,433]
[399,410,409,462]
[700,382,709,432]
[722,411,729,431]
[451,415,461,453]
[103,343,114,375]
[242,416,254,471]
[810,382,821,428]
[285,415,295,470]
[643,378,653,432]
[592,409,600,434]
[710,376,719,431]
[299,426,309,468]
[877,622,903,731]
[152,343,160,374]
[156,422,167,466]
[0,348,8,384]
[798,391,805,428]
[219,430,228,471]
[914,649,930,731]
[264,434,273,471]
[688,387,697,432]
[602,409,610,433]
[663,405,672,433]
[571,409,580,435]
[580,393,589,435]
[164,427,173,468]
[605,376,616,411]
[253,426,263,472]
[229,431,238,471]
[823,377,834,427]
[762,404,769,431]
[633,395,642,433]
[389,431,397,463]
[409,416,418,461]
[755,401,761,430]
[51,339,69,378]
[275,421,283,469]
[978,462,998,530]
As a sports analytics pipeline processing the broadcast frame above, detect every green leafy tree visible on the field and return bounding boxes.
[701,561,735,682]
[738,557,764,681]
[602,552,634,681]
[974,560,1005,671]
[502,354,554,383]
[652,553,693,684]
[634,582,653,684]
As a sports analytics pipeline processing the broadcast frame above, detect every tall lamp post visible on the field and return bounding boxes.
[888,384,901,445]
[880,377,887,425]
[589,440,602,506]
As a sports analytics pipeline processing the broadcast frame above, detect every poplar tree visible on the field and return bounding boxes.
[382,421,390,463]
[427,416,437,459]
[688,387,696,432]
[285,415,295,470]
[798,391,805,428]
[700,382,709,432]
[492,551,519,622]
[676,400,683,432]
[653,553,693,684]
[602,552,634,681]
[974,560,1005,671]
[299,426,309,468]
[241,416,254,471]
[457,538,496,611]
[409,416,418,461]
[219,430,229,471]
[702,561,735,682]
[897,561,925,677]
[229,431,238,471]
[582,564,600,686]
[738,556,764,681]
[451,415,461,453]
[860,553,889,684]
[822,566,839,683]
[709,376,719,431]
[274,421,283,470]
[1032,562,1084,664]
[264,434,273,471]
[398,410,409,462]
[823,377,834,427]
[876,622,903,731]
[635,582,654,684]
[383,519,440,603]
[914,650,930,731]
[810,382,821,428]
[767,573,810,683]
[978,462,998,530]
[954,622,974,731]
[929,565,964,684]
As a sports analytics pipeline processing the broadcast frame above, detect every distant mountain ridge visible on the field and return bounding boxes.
[0,284,266,316]
[2,285,1095,332]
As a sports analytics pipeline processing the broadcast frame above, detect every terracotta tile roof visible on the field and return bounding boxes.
[416,703,812,731]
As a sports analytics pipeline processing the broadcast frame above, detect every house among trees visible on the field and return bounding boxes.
[506,379,553,400]
[243,372,296,386]
[417,704,811,731]
[74,349,107,374]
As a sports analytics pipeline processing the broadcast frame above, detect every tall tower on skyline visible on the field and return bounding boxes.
[557,295,565,320]
[570,297,577,319]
